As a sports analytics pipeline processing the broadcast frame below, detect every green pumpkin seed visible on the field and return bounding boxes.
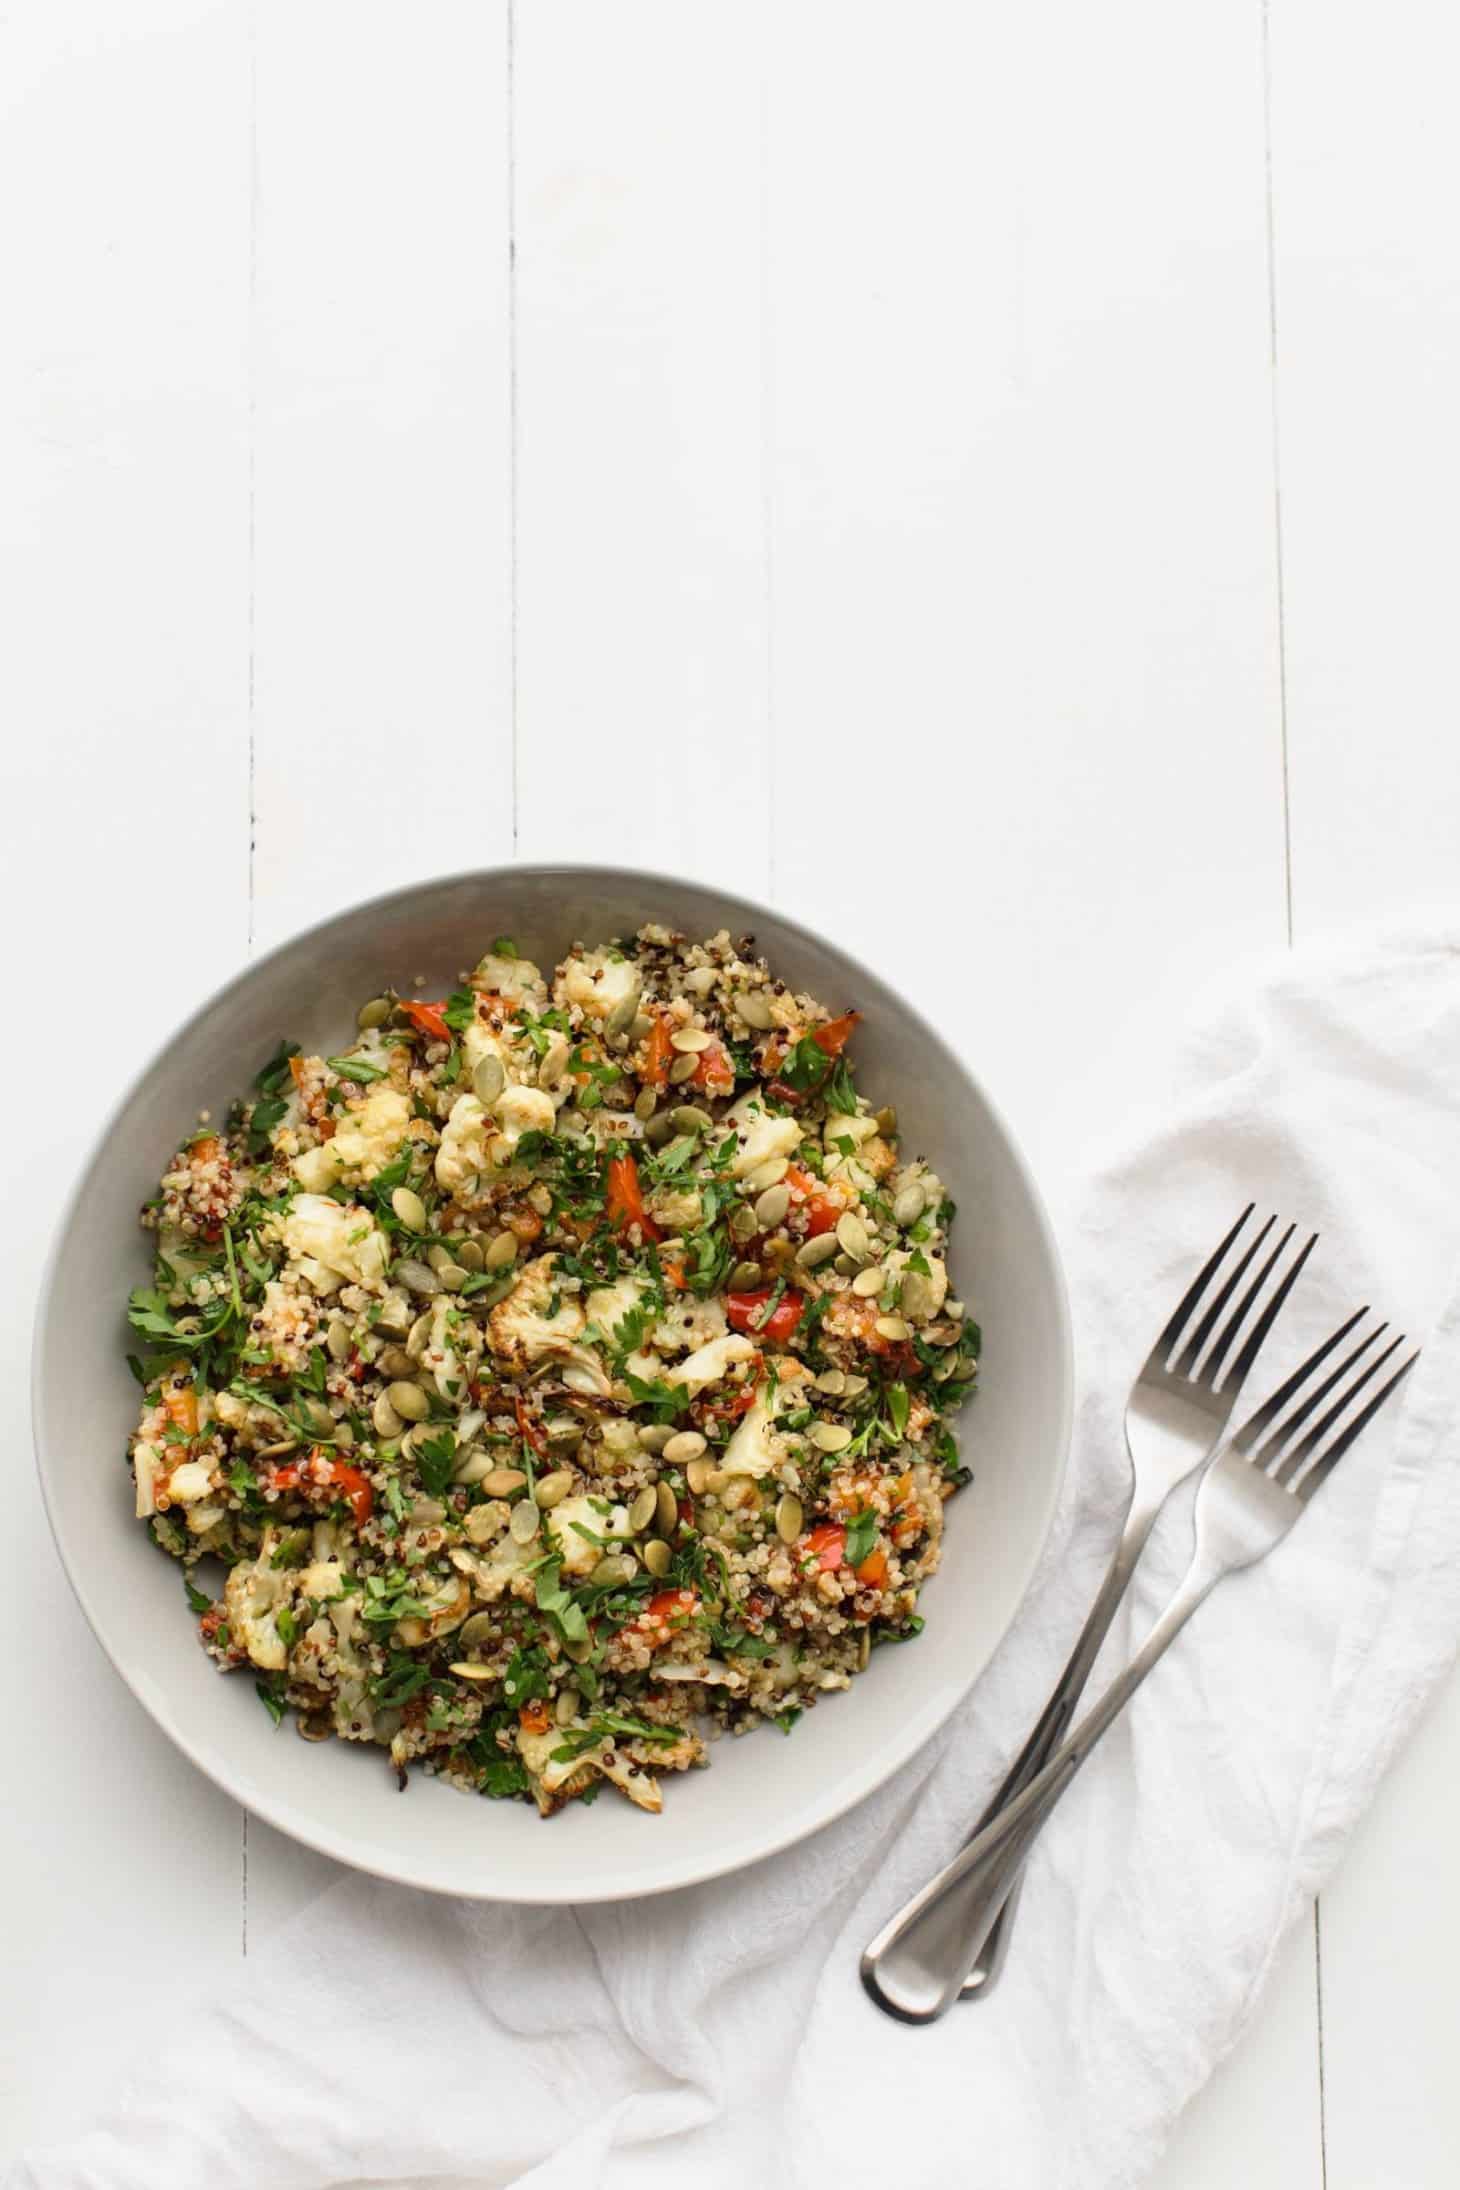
[391,1185,428,1233]
[644,1112,676,1145]
[437,1261,469,1293]
[455,1237,485,1271]
[377,1344,416,1379]
[334,1418,356,1449]
[455,1610,497,1654]
[703,1467,729,1494]
[372,1392,403,1440]
[836,1212,870,1263]
[357,995,393,1030]
[815,1367,846,1394]
[842,1373,870,1397]
[448,1661,497,1683]
[875,1314,911,1342]
[733,990,773,1030]
[728,1203,758,1243]
[775,1492,804,1543]
[604,983,644,1040]
[538,1033,571,1089]
[427,1243,455,1275]
[296,1715,332,1741]
[482,1465,528,1497]
[546,1416,584,1449]
[858,1628,872,1670]
[670,1026,711,1053]
[410,1496,446,1526]
[663,1429,707,1464]
[633,1086,658,1122]
[643,1536,673,1577]
[472,1052,506,1105]
[655,1479,679,1536]
[744,1156,789,1193]
[301,1397,335,1436]
[627,1486,658,1533]
[636,1423,673,1454]
[451,1446,494,1486]
[811,1420,853,1453]
[668,1052,700,1085]
[754,1183,791,1230]
[893,1183,926,1228]
[834,1252,857,1277]
[485,1231,518,1272]
[795,1233,839,1270]
[875,1105,898,1137]
[510,1500,542,1546]
[852,1265,885,1297]
[325,1316,353,1363]
[405,1311,433,1360]
[562,1633,594,1663]
[685,1457,712,1495]
[670,1103,713,1135]
[899,1273,935,1322]
[394,1258,441,1297]
[729,1258,763,1291]
[589,1553,637,1587]
[554,1687,579,1726]
[387,1380,430,1422]
[533,1469,575,1508]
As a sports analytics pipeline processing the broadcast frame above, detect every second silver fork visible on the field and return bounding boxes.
[949,1207,1315,2003]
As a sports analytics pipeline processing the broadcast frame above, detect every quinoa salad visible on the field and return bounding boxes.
[126,928,981,1818]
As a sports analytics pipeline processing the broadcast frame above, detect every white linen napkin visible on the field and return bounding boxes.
[15,920,1460,2190]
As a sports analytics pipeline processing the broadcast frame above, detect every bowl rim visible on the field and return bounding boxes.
[32,862,1073,1902]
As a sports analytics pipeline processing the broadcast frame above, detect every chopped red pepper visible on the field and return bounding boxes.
[810,1011,861,1059]
[401,998,451,1043]
[515,1394,548,1458]
[640,1014,674,1090]
[803,1521,846,1571]
[519,1699,550,1735]
[691,1035,736,1098]
[726,1288,805,1345]
[854,1545,889,1591]
[605,1153,661,1242]
[163,1384,200,1438]
[268,1448,374,1528]
[633,1587,698,1646]
[329,1458,375,1529]
[784,1164,842,1238]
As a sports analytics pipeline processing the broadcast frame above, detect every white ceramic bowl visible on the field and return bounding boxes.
[33,867,1071,1903]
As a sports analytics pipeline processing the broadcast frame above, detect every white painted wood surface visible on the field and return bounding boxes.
[0,0,1455,2179]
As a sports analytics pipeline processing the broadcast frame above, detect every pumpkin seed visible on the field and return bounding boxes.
[852,1265,886,1297]
[604,980,644,1040]
[858,1628,872,1670]
[394,1258,441,1297]
[670,1026,711,1052]
[668,1052,700,1085]
[485,1231,518,1272]
[628,1486,658,1533]
[299,1397,334,1436]
[754,1182,791,1230]
[644,1111,676,1145]
[875,1315,911,1342]
[637,1423,673,1454]
[296,1715,331,1741]
[334,1418,356,1449]
[733,990,773,1030]
[405,1311,432,1359]
[655,1478,679,1535]
[704,1467,729,1494]
[426,1243,454,1275]
[836,1212,870,1263]
[256,1437,299,1462]
[533,1469,574,1508]
[452,1237,482,1272]
[438,1261,469,1293]
[671,1103,713,1135]
[795,1233,839,1270]
[376,1344,415,1379]
[388,1184,426,1233]
[357,995,392,1030]
[663,1429,707,1464]
[388,1380,430,1422]
[472,1052,506,1105]
[372,1392,403,1440]
[815,1367,847,1394]
[728,1203,758,1243]
[631,1012,656,1039]
[591,1553,637,1586]
[633,1086,658,1122]
[552,1687,579,1726]
[775,1492,804,1543]
[811,1420,853,1453]
[325,1316,353,1364]
[842,1373,870,1397]
[482,1465,527,1497]
[538,1033,571,1089]
[562,1632,595,1663]
[510,1499,542,1545]
[875,1105,898,1136]
[745,1156,789,1193]
[729,1258,763,1291]
[685,1456,711,1495]
[643,1536,673,1577]
[448,1661,497,1683]
[893,1183,926,1227]
[834,1252,857,1277]
[410,1497,446,1526]
[451,1445,493,1486]
[546,1416,584,1449]
[899,1273,935,1322]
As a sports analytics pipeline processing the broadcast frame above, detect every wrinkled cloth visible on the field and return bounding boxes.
[15,921,1460,2190]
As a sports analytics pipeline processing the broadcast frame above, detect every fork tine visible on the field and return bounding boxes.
[1270,1331,1406,1485]
[1290,1349,1421,1502]
[1250,1321,1387,1471]
[1210,1225,1317,1389]
[1232,1306,1372,1456]
[1148,1205,1256,1368]
[1174,1214,1276,1377]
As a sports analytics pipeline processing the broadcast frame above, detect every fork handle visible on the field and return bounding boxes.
[955,1484,1166,1998]
[860,1553,1218,2025]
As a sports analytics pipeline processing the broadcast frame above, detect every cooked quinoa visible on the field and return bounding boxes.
[126,927,981,1817]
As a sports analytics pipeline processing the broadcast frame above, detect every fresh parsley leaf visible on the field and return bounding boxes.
[369,1653,433,1709]
[843,1508,878,1568]
[184,1578,213,1615]
[415,1430,458,1500]
[887,1383,911,1440]
[255,1678,288,1727]
[327,1055,388,1084]
[442,988,476,1032]
[254,1039,300,1095]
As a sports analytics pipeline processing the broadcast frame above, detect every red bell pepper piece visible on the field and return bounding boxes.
[605,1153,661,1242]
[726,1288,804,1344]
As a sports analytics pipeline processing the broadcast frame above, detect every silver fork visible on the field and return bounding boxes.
[861,1308,1419,2023]
[956,1206,1317,2002]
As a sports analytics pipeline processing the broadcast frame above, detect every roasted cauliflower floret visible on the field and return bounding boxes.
[665,1333,758,1396]
[547,1492,629,1577]
[224,1532,297,1670]
[436,1092,491,1195]
[726,1093,803,1181]
[278,1194,388,1293]
[555,947,641,1026]
[474,949,547,1007]
[486,1254,587,1368]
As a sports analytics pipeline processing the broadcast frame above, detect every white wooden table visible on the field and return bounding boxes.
[3,4,1457,2180]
